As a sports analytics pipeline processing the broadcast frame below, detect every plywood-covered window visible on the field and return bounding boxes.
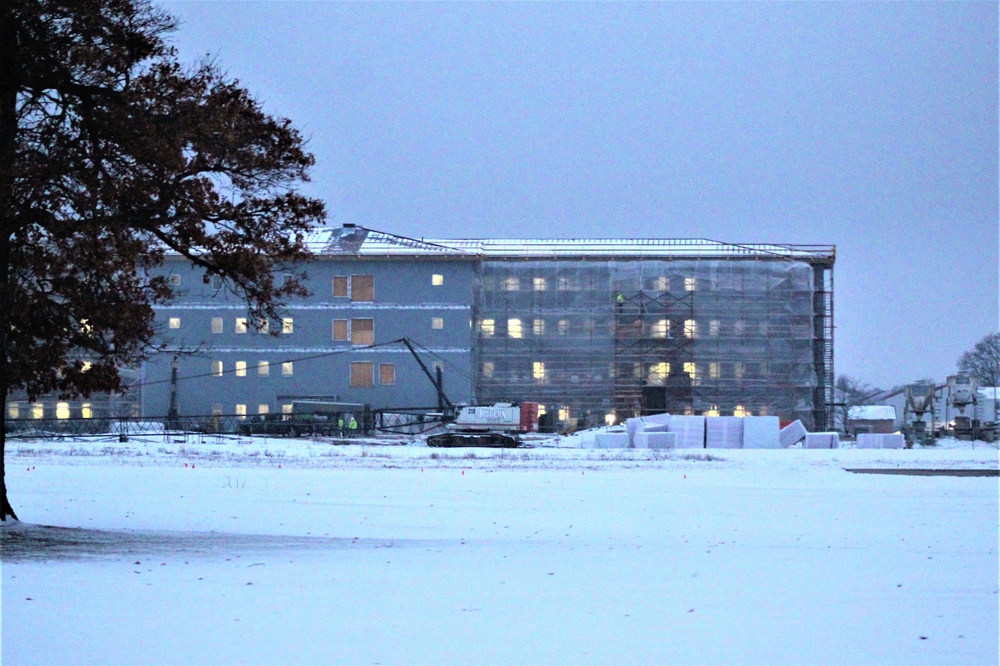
[333,319,349,341]
[350,361,375,388]
[351,275,374,302]
[379,363,396,385]
[351,318,374,345]
[333,276,348,298]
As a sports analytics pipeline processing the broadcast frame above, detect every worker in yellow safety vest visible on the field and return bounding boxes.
[347,415,358,436]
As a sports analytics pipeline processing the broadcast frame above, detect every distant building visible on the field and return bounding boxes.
[847,405,897,435]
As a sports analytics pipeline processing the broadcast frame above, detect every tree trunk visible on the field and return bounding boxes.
[0,4,19,521]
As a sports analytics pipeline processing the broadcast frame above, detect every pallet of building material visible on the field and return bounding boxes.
[742,416,781,449]
[805,432,840,449]
[595,433,630,449]
[633,432,676,450]
[668,415,706,448]
[856,433,905,449]
[706,416,743,448]
[779,420,808,448]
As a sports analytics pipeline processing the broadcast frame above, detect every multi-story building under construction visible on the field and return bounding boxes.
[135,224,836,432]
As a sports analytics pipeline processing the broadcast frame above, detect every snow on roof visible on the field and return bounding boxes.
[848,405,897,421]
[304,226,836,261]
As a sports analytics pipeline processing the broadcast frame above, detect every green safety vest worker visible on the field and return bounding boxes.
[347,416,358,431]
[616,292,624,304]
[338,416,344,430]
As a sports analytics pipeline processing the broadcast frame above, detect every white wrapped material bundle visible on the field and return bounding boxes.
[634,432,676,450]
[595,433,630,449]
[857,433,905,449]
[669,415,706,448]
[743,416,781,449]
[780,420,808,448]
[640,413,672,431]
[805,432,840,449]
[706,417,743,449]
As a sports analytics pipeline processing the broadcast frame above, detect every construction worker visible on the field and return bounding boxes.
[347,415,358,437]
[615,291,624,312]
[337,415,345,437]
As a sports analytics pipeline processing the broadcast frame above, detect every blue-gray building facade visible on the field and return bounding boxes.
[135,226,835,431]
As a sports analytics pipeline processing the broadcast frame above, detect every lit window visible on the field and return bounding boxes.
[734,405,749,417]
[351,318,374,345]
[333,319,348,341]
[32,403,44,419]
[684,362,696,379]
[558,406,570,422]
[432,317,444,330]
[212,360,223,377]
[533,361,547,383]
[236,318,248,334]
[432,274,444,286]
[481,319,495,337]
[538,405,546,416]
[211,317,223,334]
[684,319,697,339]
[508,319,523,339]
[169,273,181,286]
[235,404,247,420]
[235,361,247,377]
[709,362,720,379]
[504,276,520,291]
[81,360,92,372]
[351,275,374,302]
[282,318,294,334]
[735,362,745,379]
[81,403,92,419]
[652,319,669,338]
[282,361,294,377]
[350,361,375,388]
[605,413,617,426]
[7,402,19,419]
[684,277,696,291]
[258,404,269,415]
[647,362,669,386]
[558,277,574,291]
[533,277,547,291]
[558,319,569,336]
[168,317,181,329]
[704,406,720,417]
[258,319,269,334]
[652,276,669,291]
[56,402,70,419]
[258,360,270,377]
[533,319,545,335]
[709,320,720,336]
[282,404,293,415]
[333,276,348,298]
[481,361,495,378]
[379,363,396,385]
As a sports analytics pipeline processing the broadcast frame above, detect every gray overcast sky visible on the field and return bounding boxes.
[163,1,998,390]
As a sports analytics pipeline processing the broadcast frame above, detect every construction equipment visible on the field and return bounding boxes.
[426,402,540,448]
[400,337,539,447]
[903,383,936,446]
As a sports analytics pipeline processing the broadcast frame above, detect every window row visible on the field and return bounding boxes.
[8,402,97,419]
[212,360,295,377]
[477,317,807,339]
[483,276,700,292]
[169,316,450,340]
[479,360,766,384]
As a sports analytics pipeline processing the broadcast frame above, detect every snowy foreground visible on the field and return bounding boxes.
[2,434,998,665]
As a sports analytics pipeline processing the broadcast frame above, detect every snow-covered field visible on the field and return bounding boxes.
[2,434,997,665]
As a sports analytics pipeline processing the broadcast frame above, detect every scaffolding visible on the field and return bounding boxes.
[471,255,834,431]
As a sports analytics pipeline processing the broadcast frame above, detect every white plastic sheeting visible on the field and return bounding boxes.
[856,434,905,449]
[668,415,706,448]
[805,432,840,449]
[633,432,676,450]
[743,416,781,449]
[706,417,744,449]
[595,433,630,449]
[780,420,808,448]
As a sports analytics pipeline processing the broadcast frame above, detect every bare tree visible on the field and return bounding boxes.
[1,0,326,520]
[957,332,1000,418]
[834,374,883,433]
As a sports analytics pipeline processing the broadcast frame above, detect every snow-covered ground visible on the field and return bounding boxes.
[2,434,997,665]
